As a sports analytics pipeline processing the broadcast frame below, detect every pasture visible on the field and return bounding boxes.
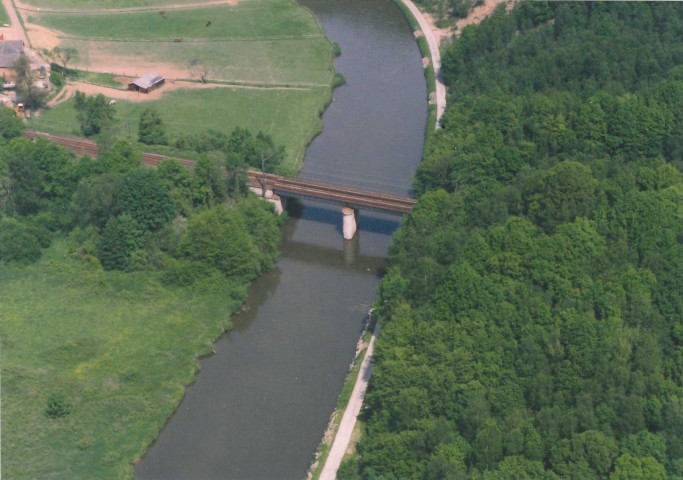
[21,0,334,169]
[0,240,249,479]
[30,85,328,171]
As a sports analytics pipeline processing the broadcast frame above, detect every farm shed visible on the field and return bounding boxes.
[0,40,24,68]
[128,73,164,93]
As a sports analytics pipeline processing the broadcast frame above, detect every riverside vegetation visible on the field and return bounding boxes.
[340,2,683,479]
[0,101,284,477]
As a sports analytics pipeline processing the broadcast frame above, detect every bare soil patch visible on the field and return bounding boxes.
[455,0,513,34]
[23,22,62,51]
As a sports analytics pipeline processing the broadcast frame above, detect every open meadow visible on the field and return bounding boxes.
[1,240,251,479]
[31,85,329,171]
[20,0,334,170]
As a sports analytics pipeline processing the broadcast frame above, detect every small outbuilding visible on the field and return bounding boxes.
[0,40,24,68]
[128,73,164,93]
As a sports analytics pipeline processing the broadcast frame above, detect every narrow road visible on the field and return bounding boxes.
[398,0,447,127]
[1,0,29,46]
[319,323,379,480]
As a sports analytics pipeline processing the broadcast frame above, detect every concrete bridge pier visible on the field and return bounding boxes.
[342,207,358,240]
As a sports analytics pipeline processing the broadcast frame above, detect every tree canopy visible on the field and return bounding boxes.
[341,3,683,479]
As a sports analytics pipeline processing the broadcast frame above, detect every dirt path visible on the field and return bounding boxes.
[398,0,447,128]
[318,323,379,480]
[44,79,310,108]
[0,0,28,44]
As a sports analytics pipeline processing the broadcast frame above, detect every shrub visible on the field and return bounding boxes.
[45,392,71,418]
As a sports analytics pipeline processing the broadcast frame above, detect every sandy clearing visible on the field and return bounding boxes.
[23,22,62,51]
[456,0,513,34]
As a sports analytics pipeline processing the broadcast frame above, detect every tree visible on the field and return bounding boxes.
[0,107,25,141]
[13,54,47,109]
[97,213,142,270]
[70,173,123,229]
[138,108,168,145]
[0,217,41,263]
[99,140,141,175]
[74,91,116,137]
[610,454,667,480]
[118,167,175,232]
[178,206,262,280]
[50,47,78,73]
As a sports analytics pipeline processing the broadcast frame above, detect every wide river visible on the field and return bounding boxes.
[135,0,427,478]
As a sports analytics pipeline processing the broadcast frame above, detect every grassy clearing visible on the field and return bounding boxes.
[0,240,248,479]
[30,85,328,171]
[58,37,333,86]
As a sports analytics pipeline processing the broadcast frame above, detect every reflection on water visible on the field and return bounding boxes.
[135,0,426,478]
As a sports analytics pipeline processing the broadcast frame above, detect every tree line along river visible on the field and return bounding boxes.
[135,0,427,477]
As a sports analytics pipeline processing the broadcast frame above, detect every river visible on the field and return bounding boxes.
[135,0,427,478]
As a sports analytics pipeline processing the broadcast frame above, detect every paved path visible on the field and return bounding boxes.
[398,0,447,128]
[319,323,379,480]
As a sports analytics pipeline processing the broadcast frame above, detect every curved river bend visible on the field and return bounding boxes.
[135,0,427,478]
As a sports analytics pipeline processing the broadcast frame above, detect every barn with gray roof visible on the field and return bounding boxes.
[0,40,24,68]
[128,73,164,93]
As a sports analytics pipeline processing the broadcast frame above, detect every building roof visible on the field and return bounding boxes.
[0,40,24,68]
[129,72,164,90]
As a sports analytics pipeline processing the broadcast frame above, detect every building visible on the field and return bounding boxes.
[0,40,24,68]
[128,73,164,93]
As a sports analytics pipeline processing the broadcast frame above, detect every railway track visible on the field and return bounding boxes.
[24,130,416,214]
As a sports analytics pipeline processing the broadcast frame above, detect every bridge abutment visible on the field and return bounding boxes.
[250,187,284,215]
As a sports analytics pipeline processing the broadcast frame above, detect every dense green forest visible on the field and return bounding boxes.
[341,3,683,479]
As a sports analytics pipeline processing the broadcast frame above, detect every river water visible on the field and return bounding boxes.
[135,1,426,478]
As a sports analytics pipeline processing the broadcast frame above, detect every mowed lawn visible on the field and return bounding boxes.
[0,241,248,479]
[30,85,328,171]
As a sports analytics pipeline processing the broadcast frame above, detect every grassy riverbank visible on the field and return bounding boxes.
[0,240,248,479]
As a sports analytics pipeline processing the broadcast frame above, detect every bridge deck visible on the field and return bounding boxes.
[25,130,416,215]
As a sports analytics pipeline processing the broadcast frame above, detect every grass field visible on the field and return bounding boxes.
[30,85,328,171]
[37,3,319,39]
[22,0,335,170]
[0,240,250,479]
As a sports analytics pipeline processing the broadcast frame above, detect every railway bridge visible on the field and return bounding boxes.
[25,130,416,238]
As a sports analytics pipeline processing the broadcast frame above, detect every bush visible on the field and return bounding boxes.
[97,214,143,270]
[119,167,175,232]
[45,392,71,418]
[50,71,64,89]
[0,217,42,263]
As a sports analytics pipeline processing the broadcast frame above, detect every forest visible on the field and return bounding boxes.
[340,2,683,479]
